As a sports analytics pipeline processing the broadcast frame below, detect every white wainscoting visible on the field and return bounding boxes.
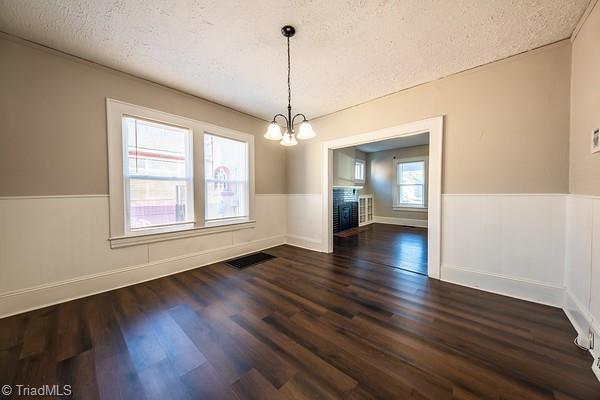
[564,194,600,362]
[0,194,286,317]
[373,216,428,228]
[441,194,566,306]
[285,194,323,251]
[284,193,570,307]
[3,191,599,359]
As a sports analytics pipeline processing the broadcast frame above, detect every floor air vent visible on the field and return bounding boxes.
[225,252,276,269]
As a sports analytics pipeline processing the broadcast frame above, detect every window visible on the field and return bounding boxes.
[123,117,194,231]
[354,159,365,183]
[394,160,426,209]
[204,133,249,221]
[107,99,255,247]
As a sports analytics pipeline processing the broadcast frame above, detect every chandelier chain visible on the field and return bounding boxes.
[287,36,291,110]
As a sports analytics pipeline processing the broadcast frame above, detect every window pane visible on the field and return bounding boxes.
[398,161,424,185]
[129,179,192,229]
[204,134,248,220]
[399,184,424,206]
[124,117,190,178]
[355,161,364,181]
[123,116,193,231]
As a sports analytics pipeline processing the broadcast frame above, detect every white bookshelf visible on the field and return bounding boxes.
[358,194,374,226]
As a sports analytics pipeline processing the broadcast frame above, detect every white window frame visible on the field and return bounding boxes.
[393,156,428,211]
[203,131,251,224]
[122,116,195,233]
[106,99,255,248]
[354,159,365,183]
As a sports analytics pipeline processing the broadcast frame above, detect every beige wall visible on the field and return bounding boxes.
[332,146,366,186]
[0,34,575,197]
[366,145,429,221]
[286,41,572,194]
[0,34,286,196]
[570,2,600,196]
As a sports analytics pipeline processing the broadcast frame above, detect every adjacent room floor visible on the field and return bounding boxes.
[1,245,598,399]
[334,223,428,275]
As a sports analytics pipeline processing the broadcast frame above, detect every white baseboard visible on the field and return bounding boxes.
[564,290,600,382]
[285,234,323,252]
[0,235,285,318]
[441,264,565,307]
[564,289,600,358]
[373,216,428,228]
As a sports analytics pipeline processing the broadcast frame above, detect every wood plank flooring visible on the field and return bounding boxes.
[334,223,428,275]
[1,245,599,399]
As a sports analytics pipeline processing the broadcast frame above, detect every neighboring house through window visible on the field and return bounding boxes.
[123,117,194,231]
[106,99,254,247]
[204,133,249,221]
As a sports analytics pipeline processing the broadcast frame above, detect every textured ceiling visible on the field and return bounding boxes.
[0,0,589,120]
[355,133,429,153]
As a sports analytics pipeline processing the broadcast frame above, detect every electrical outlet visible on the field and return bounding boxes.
[590,329,595,350]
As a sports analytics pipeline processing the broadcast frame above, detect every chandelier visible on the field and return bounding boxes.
[264,25,316,146]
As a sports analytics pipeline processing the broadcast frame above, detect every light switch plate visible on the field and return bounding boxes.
[592,128,600,154]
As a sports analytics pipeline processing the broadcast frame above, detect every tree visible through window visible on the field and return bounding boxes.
[394,160,426,208]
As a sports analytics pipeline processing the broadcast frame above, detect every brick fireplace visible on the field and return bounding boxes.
[332,187,359,233]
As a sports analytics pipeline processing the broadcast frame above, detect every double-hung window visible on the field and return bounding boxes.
[123,117,194,231]
[393,159,427,209]
[107,99,255,248]
[204,133,249,222]
[354,159,365,183]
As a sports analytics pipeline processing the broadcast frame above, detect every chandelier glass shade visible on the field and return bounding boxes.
[264,26,316,146]
[297,120,316,140]
[280,132,298,146]
[264,122,283,140]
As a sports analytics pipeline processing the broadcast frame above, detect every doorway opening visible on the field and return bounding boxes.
[321,116,443,279]
[331,133,429,275]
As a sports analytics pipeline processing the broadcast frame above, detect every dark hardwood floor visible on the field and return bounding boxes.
[334,223,428,275]
[1,245,599,399]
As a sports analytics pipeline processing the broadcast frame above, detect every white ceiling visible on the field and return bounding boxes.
[355,133,429,153]
[0,0,589,120]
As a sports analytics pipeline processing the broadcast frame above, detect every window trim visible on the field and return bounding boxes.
[392,156,428,211]
[106,98,255,248]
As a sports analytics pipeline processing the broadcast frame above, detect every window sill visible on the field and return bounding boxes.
[392,206,428,212]
[109,219,256,249]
